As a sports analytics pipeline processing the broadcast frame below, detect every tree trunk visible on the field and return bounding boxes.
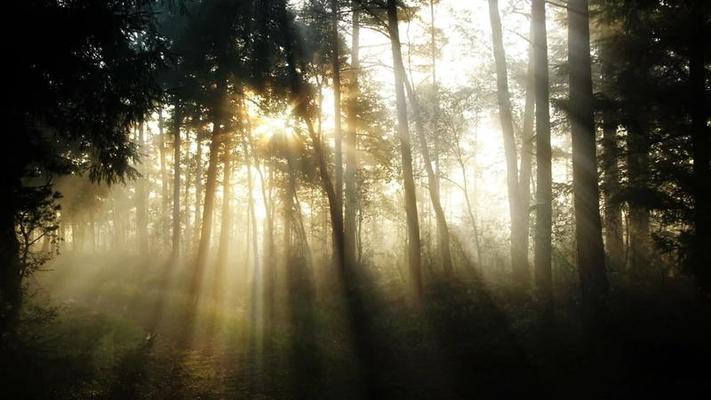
[193,119,223,299]
[214,137,233,299]
[601,106,624,268]
[387,0,422,299]
[518,21,535,277]
[194,132,204,253]
[332,0,343,221]
[183,131,192,254]
[403,78,453,275]
[243,134,263,343]
[626,119,650,274]
[344,0,360,270]
[172,108,182,260]
[487,0,528,286]
[427,0,453,275]
[568,0,608,320]
[217,139,233,266]
[244,97,275,331]
[159,110,169,249]
[136,123,148,255]
[533,0,552,302]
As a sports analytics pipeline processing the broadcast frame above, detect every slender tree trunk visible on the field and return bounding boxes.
[136,123,148,255]
[244,138,260,283]
[332,0,343,219]
[214,137,233,299]
[193,118,223,299]
[458,157,482,267]
[519,21,535,274]
[533,0,552,302]
[217,139,233,266]
[626,120,650,273]
[194,133,203,252]
[344,0,360,270]
[690,4,710,290]
[387,0,422,299]
[172,108,182,260]
[403,78,453,275]
[428,0,453,274]
[568,0,608,320]
[241,93,275,326]
[488,0,528,286]
[601,105,624,268]
[184,131,192,254]
[244,135,263,342]
[159,110,169,249]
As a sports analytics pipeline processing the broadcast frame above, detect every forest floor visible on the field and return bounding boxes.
[2,253,711,399]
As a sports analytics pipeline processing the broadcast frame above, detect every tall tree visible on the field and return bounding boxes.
[387,0,423,298]
[172,107,182,260]
[403,79,453,275]
[332,0,344,219]
[136,123,149,255]
[344,0,360,270]
[216,138,234,270]
[158,110,170,247]
[1,0,163,331]
[398,0,454,275]
[532,0,552,302]
[194,132,204,251]
[193,108,226,298]
[600,86,624,268]
[487,0,528,286]
[568,0,608,319]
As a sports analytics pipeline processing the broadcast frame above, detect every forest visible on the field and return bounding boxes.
[1,0,710,398]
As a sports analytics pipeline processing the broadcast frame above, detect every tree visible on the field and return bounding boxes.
[172,107,182,260]
[568,0,608,319]
[403,78,454,275]
[332,0,345,223]
[344,0,361,270]
[136,124,149,255]
[532,0,552,302]
[1,0,164,331]
[487,0,529,287]
[387,0,423,298]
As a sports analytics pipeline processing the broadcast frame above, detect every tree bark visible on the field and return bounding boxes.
[568,0,608,320]
[344,0,360,270]
[533,0,552,302]
[183,131,192,253]
[192,117,223,299]
[601,105,624,268]
[172,108,182,260]
[158,110,169,249]
[387,0,422,299]
[194,132,204,253]
[136,123,148,255]
[215,137,233,292]
[518,21,535,277]
[332,0,343,221]
[487,0,528,286]
[626,119,650,273]
[403,77,453,275]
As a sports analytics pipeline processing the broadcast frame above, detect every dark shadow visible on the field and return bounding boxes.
[284,252,321,398]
